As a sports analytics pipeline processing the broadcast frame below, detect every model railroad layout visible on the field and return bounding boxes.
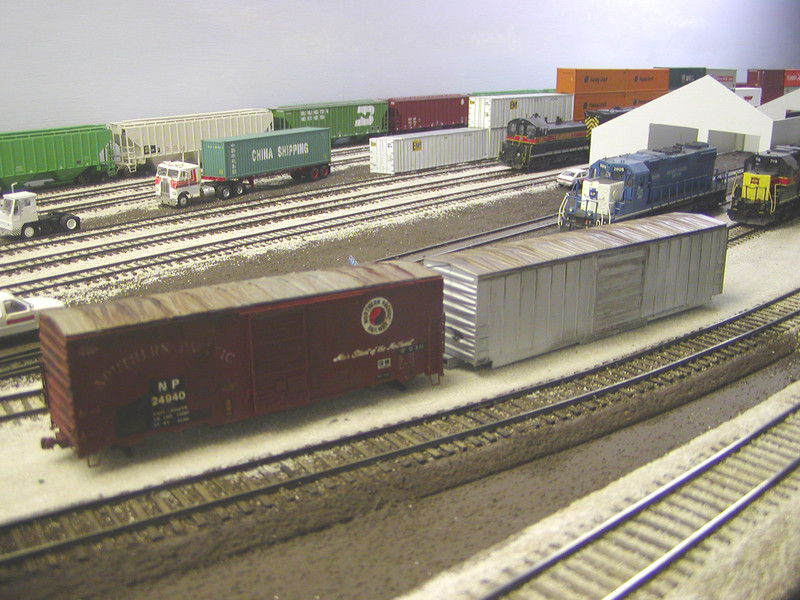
[0,284,798,594]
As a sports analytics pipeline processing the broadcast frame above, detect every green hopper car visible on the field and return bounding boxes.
[0,125,116,191]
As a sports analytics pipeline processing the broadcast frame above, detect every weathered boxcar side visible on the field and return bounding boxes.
[424,213,727,368]
[40,262,444,458]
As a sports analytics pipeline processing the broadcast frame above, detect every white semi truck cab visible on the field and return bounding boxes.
[0,191,81,238]
[154,161,206,207]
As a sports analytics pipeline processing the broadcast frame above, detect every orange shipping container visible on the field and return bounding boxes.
[624,90,668,108]
[572,92,627,120]
[557,68,627,94]
[625,69,669,92]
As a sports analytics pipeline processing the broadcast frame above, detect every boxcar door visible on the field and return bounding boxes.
[249,307,311,414]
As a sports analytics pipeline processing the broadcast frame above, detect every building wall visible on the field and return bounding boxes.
[590,77,774,163]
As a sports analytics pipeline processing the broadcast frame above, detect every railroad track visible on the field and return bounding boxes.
[1,166,549,296]
[0,388,46,422]
[470,402,800,599]
[0,343,41,381]
[1,283,798,575]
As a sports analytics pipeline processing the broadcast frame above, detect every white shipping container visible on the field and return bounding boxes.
[488,127,507,159]
[109,109,274,173]
[468,93,574,129]
[424,213,727,368]
[706,68,737,90]
[369,128,489,174]
[735,87,762,106]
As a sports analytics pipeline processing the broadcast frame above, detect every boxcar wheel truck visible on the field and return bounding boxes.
[155,127,331,207]
[0,191,81,238]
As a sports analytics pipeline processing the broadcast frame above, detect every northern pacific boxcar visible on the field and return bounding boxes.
[39,262,444,459]
[424,213,726,368]
[385,95,469,134]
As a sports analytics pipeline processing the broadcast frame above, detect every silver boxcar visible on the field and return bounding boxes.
[424,213,727,368]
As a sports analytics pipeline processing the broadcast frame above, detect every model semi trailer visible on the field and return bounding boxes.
[155,127,331,207]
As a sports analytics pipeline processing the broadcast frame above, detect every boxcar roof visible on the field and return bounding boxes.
[424,213,725,278]
[43,261,437,338]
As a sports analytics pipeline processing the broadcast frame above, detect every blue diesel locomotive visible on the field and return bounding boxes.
[557,142,728,229]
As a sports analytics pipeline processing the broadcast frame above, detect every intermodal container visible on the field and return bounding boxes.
[272,100,388,141]
[624,69,669,92]
[0,125,114,191]
[663,67,706,90]
[201,128,330,180]
[759,87,785,104]
[39,261,445,458]
[556,68,627,94]
[385,95,469,133]
[784,69,800,87]
[735,87,762,106]
[705,68,737,90]
[369,128,489,174]
[572,92,627,120]
[109,109,274,174]
[747,69,785,88]
[468,93,574,129]
[623,90,668,108]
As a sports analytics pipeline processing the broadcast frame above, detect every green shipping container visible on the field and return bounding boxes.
[272,100,388,140]
[0,125,115,191]
[201,127,331,180]
[662,67,707,90]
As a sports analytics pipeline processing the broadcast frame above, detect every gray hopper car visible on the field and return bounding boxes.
[424,212,727,368]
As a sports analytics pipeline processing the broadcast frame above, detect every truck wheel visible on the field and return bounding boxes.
[22,224,36,239]
[319,165,330,179]
[60,214,80,232]
[307,167,320,181]
[234,182,245,196]
[177,193,189,208]
[218,185,232,200]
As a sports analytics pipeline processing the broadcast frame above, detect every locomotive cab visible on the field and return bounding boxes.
[728,146,800,225]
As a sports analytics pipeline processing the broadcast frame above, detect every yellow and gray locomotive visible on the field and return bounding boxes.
[728,145,800,225]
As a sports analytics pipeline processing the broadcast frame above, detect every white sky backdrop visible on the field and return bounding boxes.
[1,0,799,131]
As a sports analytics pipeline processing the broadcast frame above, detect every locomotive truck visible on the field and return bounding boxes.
[0,191,81,238]
[155,127,331,207]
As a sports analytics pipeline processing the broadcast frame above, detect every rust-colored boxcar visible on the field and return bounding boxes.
[40,262,444,458]
[386,95,469,134]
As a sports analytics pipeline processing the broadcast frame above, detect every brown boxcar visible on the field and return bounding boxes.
[40,262,444,458]
[386,95,469,134]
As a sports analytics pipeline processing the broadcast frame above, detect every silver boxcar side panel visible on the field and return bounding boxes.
[425,213,726,368]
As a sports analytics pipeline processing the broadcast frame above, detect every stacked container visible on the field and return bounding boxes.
[783,69,800,96]
[369,128,489,174]
[706,68,737,91]
[467,92,574,157]
[746,69,786,103]
[556,68,668,119]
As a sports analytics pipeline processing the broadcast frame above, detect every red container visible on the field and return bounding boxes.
[40,262,444,458]
[385,94,469,133]
[624,69,669,92]
[759,86,785,103]
[747,69,785,88]
[557,68,627,94]
[784,69,800,87]
[572,92,627,120]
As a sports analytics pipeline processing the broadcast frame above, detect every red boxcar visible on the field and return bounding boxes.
[39,262,444,458]
[385,94,469,133]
